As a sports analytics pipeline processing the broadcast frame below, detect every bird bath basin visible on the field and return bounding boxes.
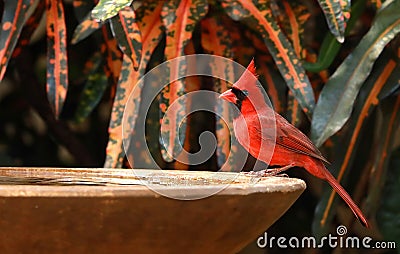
[0,167,305,253]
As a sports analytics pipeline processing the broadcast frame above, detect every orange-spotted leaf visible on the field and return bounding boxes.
[45,0,69,118]
[110,6,142,69]
[303,0,366,73]
[276,0,310,59]
[104,0,164,168]
[12,0,45,58]
[71,13,102,44]
[159,0,208,161]
[271,1,309,124]
[222,0,315,119]
[0,0,34,80]
[340,0,351,26]
[201,16,238,169]
[286,90,305,127]
[104,54,139,168]
[201,16,233,58]
[101,26,122,86]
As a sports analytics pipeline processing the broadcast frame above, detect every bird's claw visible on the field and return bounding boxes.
[246,163,295,177]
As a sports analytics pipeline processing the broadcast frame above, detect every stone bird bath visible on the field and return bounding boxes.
[0,167,305,253]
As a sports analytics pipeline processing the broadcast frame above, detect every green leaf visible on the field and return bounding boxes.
[312,50,400,234]
[74,53,108,123]
[91,0,133,22]
[377,146,400,249]
[311,0,400,147]
[0,0,34,80]
[222,0,315,118]
[365,96,400,216]
[303,0,366,73]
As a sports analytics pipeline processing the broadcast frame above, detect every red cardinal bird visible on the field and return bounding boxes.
[219,59,369,228]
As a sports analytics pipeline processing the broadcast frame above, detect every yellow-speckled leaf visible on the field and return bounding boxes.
[91,0,133,22]
[74,52,108,123]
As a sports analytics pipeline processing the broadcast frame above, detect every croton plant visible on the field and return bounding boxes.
[0,0,399,242]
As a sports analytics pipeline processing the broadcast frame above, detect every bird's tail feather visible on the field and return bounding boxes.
[323,169,369,228]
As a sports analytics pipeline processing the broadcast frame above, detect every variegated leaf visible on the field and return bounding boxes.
[91,0,133,22]
[222,0,315,119]
[110,6,142,69]
[317,0,346,43]
[0,0,34,80]
[311,0,400,147]
[159,0,208,161]
[201,16,239,170]
[12,0,45,58]
[74,52,108,123]
[104,0,164,168]
[45,0,68,118]
[71,12,102,44]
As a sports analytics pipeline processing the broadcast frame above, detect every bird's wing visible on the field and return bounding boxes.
[257,113,330,164]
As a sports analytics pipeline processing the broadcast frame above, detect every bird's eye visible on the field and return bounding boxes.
[231,87,248,101]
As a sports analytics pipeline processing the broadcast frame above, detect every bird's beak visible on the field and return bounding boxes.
[219,89,236,103]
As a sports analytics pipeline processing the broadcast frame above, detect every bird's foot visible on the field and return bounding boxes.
[246,163,295,177]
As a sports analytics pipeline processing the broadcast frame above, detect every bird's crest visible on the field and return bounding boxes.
[233,59,260,93]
